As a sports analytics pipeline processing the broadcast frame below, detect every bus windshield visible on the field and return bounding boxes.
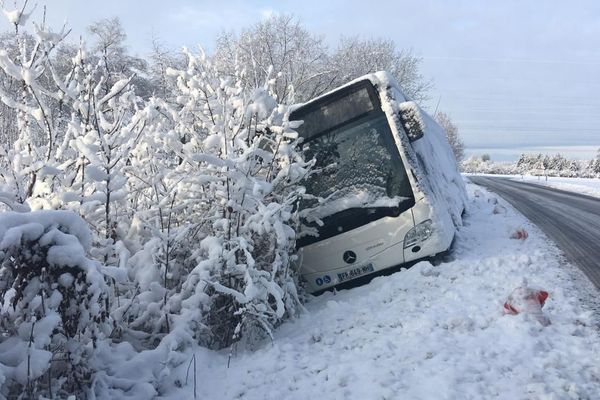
[291,81,415,245]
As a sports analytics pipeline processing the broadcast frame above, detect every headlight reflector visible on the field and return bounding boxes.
[404,219,433,248]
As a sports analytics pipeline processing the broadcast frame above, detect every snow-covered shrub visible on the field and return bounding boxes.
[150,49,311,350]
[0,9,314,399]
[98,48,311,352]
[0,5,144,260]
[0,211,110,398]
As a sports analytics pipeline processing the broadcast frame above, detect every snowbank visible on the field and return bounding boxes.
[0,210,109,397]
[156,179,600,399]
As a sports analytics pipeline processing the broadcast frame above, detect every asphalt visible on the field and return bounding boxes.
[469,176,600,289]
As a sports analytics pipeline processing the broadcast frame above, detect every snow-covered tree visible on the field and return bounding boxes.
[465,151,600,178]
[460,155,492,173]
[568,159,581,177]
[57,59,145,265]
[213,14,329,103]
[0,33,20,149]
[147,37,185,101]
[589,148,600,177]
[87,17,151,98]
[212,14,432,103]
[0,5,73,207]
[330,36,432,102]
[435,111,464,162]
[0,4,149,261]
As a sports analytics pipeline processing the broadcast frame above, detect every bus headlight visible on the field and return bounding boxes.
[404,219,433,248]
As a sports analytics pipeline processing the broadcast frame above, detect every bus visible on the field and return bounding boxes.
[290,71,468,293]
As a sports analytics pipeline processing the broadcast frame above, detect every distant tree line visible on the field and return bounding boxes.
[461,150,600,178]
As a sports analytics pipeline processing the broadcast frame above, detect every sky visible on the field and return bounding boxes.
[1,0,599,161]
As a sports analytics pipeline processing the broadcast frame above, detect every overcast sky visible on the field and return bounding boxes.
[2,0,599,161]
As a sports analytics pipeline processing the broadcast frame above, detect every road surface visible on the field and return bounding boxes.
[469,176,600,289]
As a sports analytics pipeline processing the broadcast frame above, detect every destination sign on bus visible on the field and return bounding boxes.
[293,86,376,140]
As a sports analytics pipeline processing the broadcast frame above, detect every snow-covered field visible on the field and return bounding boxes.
[158,180,600,400]
[467,173,600,199]
[513,175,600,199]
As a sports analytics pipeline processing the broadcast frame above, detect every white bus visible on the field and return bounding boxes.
[290,72,468,293]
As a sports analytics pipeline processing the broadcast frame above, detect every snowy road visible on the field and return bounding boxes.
[469,176,600,289]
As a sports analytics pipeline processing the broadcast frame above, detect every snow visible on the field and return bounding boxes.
[0,210,110,395]
[14,349,53,385]
[0,210,92,251]
[304,189,405,222]
[398,101,425,141]
[98,78,132,105]
[513,175,600,199]
[2,7,33,26]
[467,173,600,199]
[33,23,66,45]
[371,72,467,229]
[131,179,600,399]
[409,102,468,226]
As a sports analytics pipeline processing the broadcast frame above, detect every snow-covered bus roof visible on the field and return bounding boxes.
[289,71,408,113]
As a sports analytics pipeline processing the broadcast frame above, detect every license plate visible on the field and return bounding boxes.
[337,263,374,283]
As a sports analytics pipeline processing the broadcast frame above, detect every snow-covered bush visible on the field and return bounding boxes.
[0,3,144,263]
[0,4,313,397]
[125,49,311,350]
[0,211,110,398]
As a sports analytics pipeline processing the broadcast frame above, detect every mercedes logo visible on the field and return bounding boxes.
[343,250,357,264]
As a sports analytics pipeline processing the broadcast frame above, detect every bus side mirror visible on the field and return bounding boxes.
[398,101,424,142]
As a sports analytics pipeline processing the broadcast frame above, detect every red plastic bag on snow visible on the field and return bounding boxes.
[503,279,550,326]
[510,228,529,240]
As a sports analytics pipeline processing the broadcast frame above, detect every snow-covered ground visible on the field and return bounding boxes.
[513,175,600,199]
[467,173,600,199]
[152,180,600,400]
